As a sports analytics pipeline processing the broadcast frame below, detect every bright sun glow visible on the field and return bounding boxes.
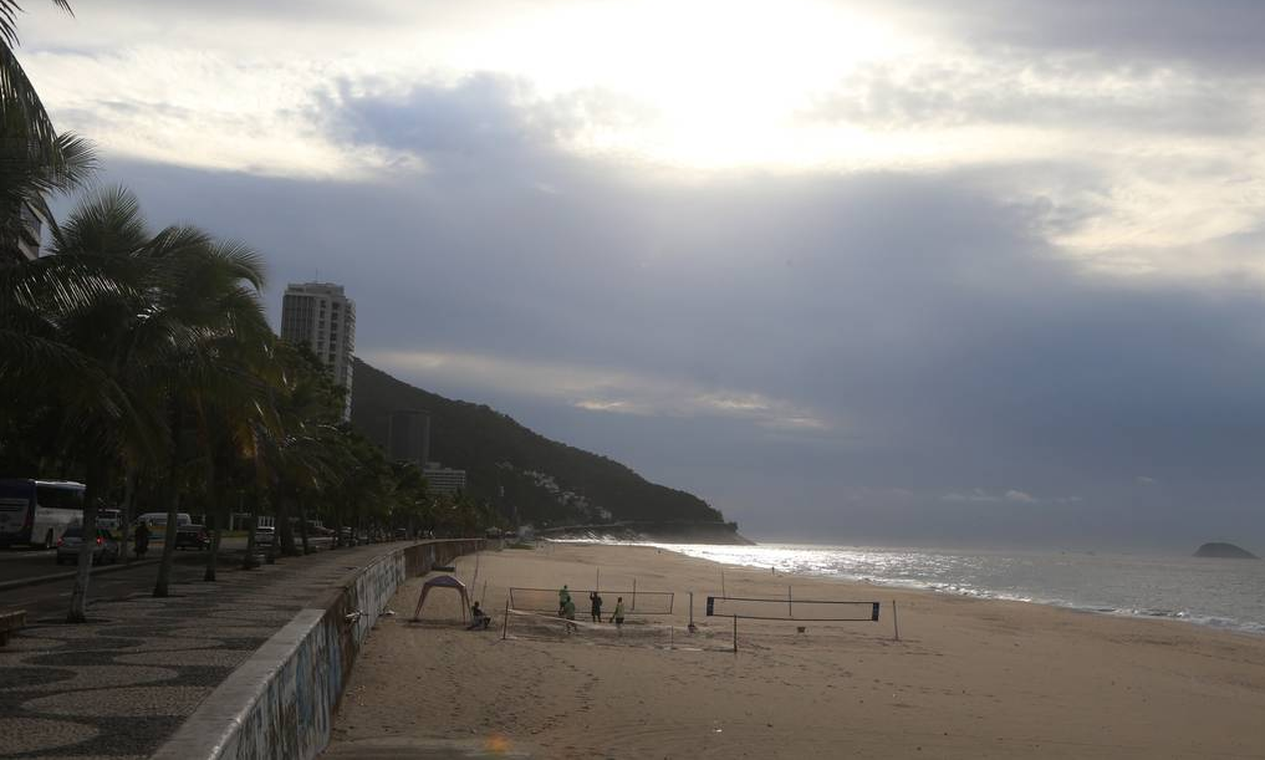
[453,0,917,169]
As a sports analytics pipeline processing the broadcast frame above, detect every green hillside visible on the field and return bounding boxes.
[350,359,726,527]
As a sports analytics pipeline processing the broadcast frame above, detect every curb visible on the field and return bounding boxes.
[0,558,159,592]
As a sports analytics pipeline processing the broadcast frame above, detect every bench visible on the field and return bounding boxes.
[0,609,27,647]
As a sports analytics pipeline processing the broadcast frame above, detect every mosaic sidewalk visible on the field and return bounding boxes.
[0,543,405,759]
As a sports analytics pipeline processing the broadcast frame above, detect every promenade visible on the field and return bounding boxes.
[0,541,407,759]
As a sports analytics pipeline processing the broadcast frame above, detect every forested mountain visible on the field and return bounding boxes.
[350,359,727,528]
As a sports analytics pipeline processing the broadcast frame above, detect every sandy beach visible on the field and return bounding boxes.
[325,543,1265,759]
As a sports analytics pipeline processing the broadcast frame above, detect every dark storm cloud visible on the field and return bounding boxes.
[324,75,645,166]
[78,74,1265,549]
[896,0,1265,71]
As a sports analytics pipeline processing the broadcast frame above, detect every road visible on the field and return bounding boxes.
[0,536,332,621]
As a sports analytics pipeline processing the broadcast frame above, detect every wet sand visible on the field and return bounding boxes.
[325,543,1265,758]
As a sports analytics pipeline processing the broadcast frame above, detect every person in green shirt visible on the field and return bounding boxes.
[611,596,625,628]
[562,596,577,633]
[558,584,571,615]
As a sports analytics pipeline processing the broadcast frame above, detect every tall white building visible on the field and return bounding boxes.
[279,282,356,419]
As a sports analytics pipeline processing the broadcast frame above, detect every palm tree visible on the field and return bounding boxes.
[149,236,271,597]
[1,187,270,614]
[251,343,346,557]
[1,0,74,165]
[1,1,89,263]
[1,187,161,622]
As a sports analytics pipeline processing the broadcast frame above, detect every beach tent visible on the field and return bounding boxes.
[413,574,470,621]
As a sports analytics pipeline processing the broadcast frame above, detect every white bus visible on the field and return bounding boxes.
[0,479,87,549]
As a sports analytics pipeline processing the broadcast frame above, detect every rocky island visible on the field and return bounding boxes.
[1193,542,1259,559]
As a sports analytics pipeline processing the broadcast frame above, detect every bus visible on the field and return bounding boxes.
[0,479,87,549]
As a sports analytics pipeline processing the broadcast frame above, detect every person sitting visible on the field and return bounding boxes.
[468,601,492,630]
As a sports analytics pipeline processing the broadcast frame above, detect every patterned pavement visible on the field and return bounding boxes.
[0,543,406,759]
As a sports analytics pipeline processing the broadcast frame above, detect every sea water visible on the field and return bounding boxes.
[650,543,1265,636]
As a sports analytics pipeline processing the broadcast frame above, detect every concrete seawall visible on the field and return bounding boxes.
[151,538,484,760]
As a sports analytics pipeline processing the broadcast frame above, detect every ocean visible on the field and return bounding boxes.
[650,542,1265,636]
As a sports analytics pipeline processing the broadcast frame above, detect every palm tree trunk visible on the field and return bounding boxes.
[204,525,221,581]
[242,511,259,569]
[277,493,298,556]
[298,498,311,555]
[153,401,184,597]
[203,458,221,582]
[67,461,109,623]
[152,491,181,597]
[118,468,136,563]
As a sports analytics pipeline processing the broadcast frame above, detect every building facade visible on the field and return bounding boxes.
[279,282,356,419]
[9,204,47,263]
[423,463,467,495]
[388,409,431,470]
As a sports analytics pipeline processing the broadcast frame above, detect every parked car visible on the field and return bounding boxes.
[254,525,276,546]
[55,526,120,565]
[175,523,209,550]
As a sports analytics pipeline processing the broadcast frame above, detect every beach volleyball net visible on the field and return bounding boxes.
[508,587,675,615]
[706,595,881,622]
[502,608,699,648]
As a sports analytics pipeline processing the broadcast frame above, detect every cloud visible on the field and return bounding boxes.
[32,2,1265,547]
[363,349,830,432]
[806,59,1255,137]
[941,489,1078,506]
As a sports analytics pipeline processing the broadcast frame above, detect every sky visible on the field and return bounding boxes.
[19,0,1265,549]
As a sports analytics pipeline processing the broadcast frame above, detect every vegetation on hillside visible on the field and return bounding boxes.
[351,359,726,528]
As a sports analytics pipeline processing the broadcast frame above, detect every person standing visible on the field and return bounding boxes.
[562,595,578,633]
[558,584,571,615]
[133,521,150,559]
[589,591,603,623]
[611,596,625,629]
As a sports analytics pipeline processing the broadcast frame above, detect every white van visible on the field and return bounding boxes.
[97,508,122,531]
[136,512,192,528]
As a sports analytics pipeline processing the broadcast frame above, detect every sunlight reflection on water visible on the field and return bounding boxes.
[641,542,1265,636]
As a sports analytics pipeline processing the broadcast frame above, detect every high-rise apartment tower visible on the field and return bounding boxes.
[279,282,356,419]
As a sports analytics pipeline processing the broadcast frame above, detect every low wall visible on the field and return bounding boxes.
[151,538,484,760]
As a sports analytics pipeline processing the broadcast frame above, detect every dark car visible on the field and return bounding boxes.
[55,526,120,565]
[175,523,209,550]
